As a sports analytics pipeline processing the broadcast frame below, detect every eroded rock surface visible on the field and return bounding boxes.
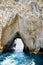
[0,0,43,54]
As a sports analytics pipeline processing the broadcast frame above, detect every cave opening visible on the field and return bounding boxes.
[14,38,24,51]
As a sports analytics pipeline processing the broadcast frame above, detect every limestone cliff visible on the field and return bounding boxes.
[0,0,43,54]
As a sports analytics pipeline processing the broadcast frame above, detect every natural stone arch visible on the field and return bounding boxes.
[0,12,30,53]
[2,31,30,53]
[0,0,43,54]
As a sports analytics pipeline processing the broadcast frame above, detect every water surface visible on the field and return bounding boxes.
[0,50,43,65]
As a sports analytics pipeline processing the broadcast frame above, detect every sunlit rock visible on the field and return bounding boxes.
[0,0,43,54]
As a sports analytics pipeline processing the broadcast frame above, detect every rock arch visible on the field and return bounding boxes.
[0,0,43,54]
[2,31,29,53]
[0,13,28,53]
[0,12,43,54]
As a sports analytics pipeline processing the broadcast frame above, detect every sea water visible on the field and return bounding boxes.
[0,50,43,65]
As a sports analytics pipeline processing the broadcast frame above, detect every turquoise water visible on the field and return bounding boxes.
[0,50,43,65]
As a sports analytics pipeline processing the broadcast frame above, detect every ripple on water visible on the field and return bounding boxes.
[0,51,43,65]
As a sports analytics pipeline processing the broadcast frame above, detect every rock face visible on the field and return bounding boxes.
[0,0,43,54]
[0,0,19,52]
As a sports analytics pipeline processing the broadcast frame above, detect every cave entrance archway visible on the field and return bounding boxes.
[14,38,24,51]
